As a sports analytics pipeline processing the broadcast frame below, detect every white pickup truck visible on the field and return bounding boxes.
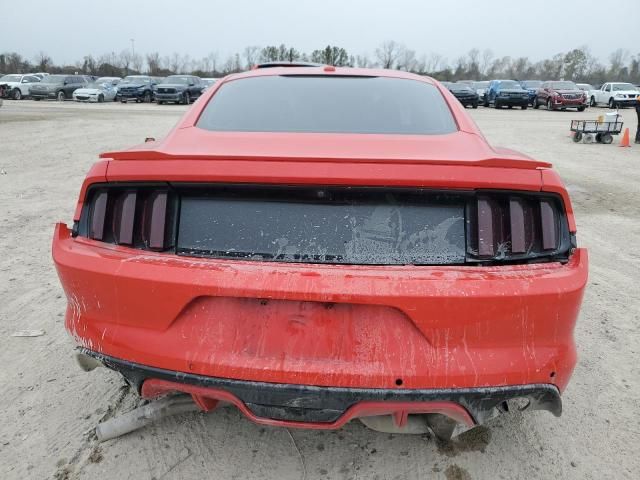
[589,82,640,109]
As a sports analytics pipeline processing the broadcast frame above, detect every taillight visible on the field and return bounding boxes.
[80,186,175,251]
[76,185,571,264]
[466,193,570,263]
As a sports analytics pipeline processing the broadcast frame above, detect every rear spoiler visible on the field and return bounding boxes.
[99,150,551,170]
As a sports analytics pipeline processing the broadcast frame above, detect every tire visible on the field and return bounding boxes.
[143,91,151,103]
[472,102,478,109]
[12,88,22,100]
[495,100,501,109]
[157,100,164,105]
[547,99,554,111]
[521,105,527,110]
[182,92,191,105]
[121,99,127,103]
[484,97,490,107]
[507,105,513,109]
[57,91,65,102]
[577,106,585,112]
[601,133,613,144]
[590,96,597,107]
[98,94,104,103]
[532,97,539,109]
[33,97,41,101]
[573,132,583,143]
[608,98,616,109]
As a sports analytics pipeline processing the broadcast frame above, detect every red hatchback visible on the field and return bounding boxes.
[534,81,588,111]
[53,66,587,439]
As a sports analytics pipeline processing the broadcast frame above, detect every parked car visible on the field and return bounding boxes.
[533,81,587,111]
[201,78,218,91]
[0,74,41,100]
[117,75,159,103]
[446,82,479,108]
[519,80,542,105]
[73,77,121,103]
[472,80,490,103]
[484,80,529,109]
[29,74,88,101]
[154,75,204,105]
[32,72,50,80]
[589,82,640,109]
[576,83,594,96]
[54,66,587,441]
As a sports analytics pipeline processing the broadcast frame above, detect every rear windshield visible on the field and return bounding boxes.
[196,76,457,135]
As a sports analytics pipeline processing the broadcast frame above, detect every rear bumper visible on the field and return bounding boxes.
[83,349,562,427]
[53,221,588,395]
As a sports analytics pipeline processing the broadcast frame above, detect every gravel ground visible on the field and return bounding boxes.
[0,100,638,480]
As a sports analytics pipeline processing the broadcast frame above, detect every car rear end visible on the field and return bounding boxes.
[53,69,587,437]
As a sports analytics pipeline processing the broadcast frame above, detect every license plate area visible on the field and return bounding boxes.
[176,185,467,265]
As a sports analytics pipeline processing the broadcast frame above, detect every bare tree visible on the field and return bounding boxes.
[375,41,402,69]
[397,48,417,71]
[131,53,144,73]
[354,54,372,68]
[206,51,219,75]
[243,46,260,69]
[608,48,629,78]
[146,52,161,75]
[169,52,186,73]
[34,51,52,72]
[424,53,445,73]
[118,49,133,75]
[480,49,494,77]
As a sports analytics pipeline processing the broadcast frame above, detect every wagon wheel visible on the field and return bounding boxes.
[601,133,613,144]
[573,132,583,143]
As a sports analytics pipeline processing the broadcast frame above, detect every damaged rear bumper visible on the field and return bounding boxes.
[82,349,561,428]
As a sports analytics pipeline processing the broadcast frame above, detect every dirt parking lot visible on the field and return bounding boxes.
[0,100,638,480]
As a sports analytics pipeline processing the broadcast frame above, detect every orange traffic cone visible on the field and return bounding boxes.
[619,128,631,147]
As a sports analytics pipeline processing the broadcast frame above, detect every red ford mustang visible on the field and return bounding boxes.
[53,65,588,440]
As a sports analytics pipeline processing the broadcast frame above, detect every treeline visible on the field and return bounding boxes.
[2,42,639,85]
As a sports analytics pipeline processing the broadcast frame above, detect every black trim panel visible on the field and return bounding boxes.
[83,349,562,425]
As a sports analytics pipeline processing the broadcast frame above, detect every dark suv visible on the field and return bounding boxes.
[484,80,529,109]
[117,75,160,103]
[445,83,479,108]
[30,75,89,101]
[154,75,204,105]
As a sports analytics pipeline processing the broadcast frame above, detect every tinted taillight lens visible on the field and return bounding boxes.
[82,186,175,251]
[466,193,570,263]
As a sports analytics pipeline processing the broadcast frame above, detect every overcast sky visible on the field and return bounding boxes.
[2,0,638,65]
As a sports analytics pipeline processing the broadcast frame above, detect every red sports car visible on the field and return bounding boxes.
[53,64,588,440]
